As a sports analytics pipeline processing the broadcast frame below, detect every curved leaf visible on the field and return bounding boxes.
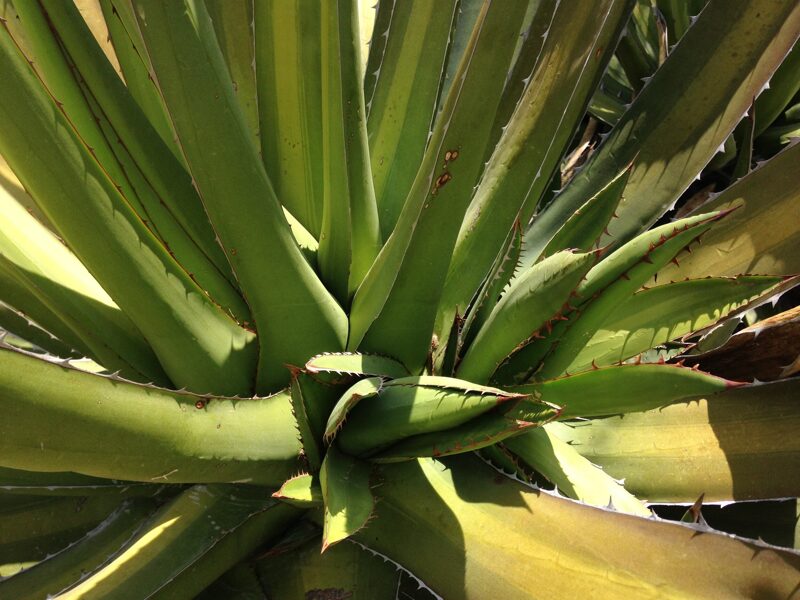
[550,379,800,502]
[0,345,301,485]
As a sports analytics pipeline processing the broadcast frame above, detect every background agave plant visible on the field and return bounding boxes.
[0,0,799,597]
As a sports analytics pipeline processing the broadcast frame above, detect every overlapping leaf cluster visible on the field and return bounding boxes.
[0,0,799,597]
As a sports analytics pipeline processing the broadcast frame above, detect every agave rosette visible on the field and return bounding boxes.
[0,0,798,597]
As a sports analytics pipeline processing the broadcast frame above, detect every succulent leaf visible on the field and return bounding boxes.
[273,474,323,508]
[306,351,409,379]
[336,377,523,456]
[550,378,800,502]
[511,363,737,420]
[320,445,374,551]
[503,428,651,516]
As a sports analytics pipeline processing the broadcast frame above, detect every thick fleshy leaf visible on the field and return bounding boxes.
[752,41,800,137]
[371,399,560,463]
[573,276,785,370]
[35,0,243,302]
[358,456,800,599]
[325,377,383,442]
[317,0,381,302]
[255,537,405,599]
[272,474,322,508]
[0,303,76,359]
[0,499,155,600]
[437,0,632,344]
[289,374,324,472]
[0,493,126,566]
[539,163,631,259]
[654,141,800,283]
[350,0,532,368]
[536,212,727,379]
[455,223,523,362]
[0,467,164,498]
[59,485,299,599]
[550,379,800,502]
[504,428,651,516]
[511,364,737,419]
[336,377,524,456]
[320,446,374,551]
[0,178,167,383]
[456,250,597,383]
[98,0,181,160]
[0,22,256,395]
[0,345,301,485]
[541,0,800,249]
[205,0,259,146]
[306,352,409,379]
[132,0,348,393]
[367,0,459,239]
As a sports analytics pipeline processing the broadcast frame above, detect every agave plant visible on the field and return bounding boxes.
[0,0,799,597]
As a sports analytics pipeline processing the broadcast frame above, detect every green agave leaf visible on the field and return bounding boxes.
[359,456,800,599]
[35,0,243,301]
[255,536,405,599]
[371,399,559,463]
[321,445,374,551]
[437,0,632,345]
[0,467,165,498]
[367,0,459,239]
[536,211,727,379]
[503,427,651,517]
[350,0,531,368]
[289,373,324,472]
[0,494,126,565]
[482,0,558,159]
[549,378,800,502]
[255,0,324,237]
[753,41,800,137]
[580,211,729,300]
[0,22,257,395]
[306,352,410,379]
[731,104,755,180]
[588,86,626,126]
[539,0,800,250]
[0,268,89,362]
[435,0,482,110]
[98,0,182,161]
[272,474,322,508]
[58,485,299,599]
[336,377,523,457]
[325,377,383,443]
[317,0,381,302]
[511,364,736,420]
[14,1,243,323]
[657,0,703,46]
[0,499,155,600]
[539,161,632,258]
[205,0,259,147]
[0,302,77,359]
[455,222,523,364]
[0,179,168,383]
[0,345,301,485]
[573,276,785,370]
[132,0,348,393]
[456,250,597,384]
[654,141,800,283]
[288,370,343,447]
